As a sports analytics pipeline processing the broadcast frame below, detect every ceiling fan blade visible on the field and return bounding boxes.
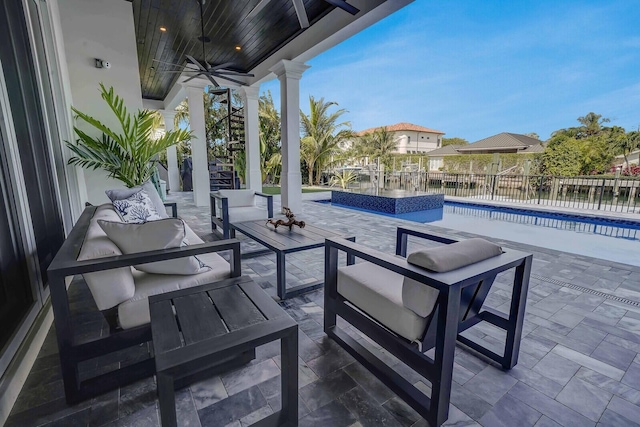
[209,62,235,71]
[204,74,220,88]
[323,0,359,15]
[214,70,255,77]
[247,0,274,19]
[185,55,209,72]
[210,73,250,86]
[183,73,206,83]
[292,0,310,28]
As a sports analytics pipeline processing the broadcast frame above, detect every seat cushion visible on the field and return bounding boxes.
[217,189,255,208]
[77,204,135,311]
[337,262,429,342]
[228,206,269,223]
[98,218,210,275]
[118,252,231,329]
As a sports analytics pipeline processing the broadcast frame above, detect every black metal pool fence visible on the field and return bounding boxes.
[342,172,640,213]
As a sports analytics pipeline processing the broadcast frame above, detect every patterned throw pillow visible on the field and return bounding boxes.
[112,190,162,223]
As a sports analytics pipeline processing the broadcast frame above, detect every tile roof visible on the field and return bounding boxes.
[520,143,546,153]
[357,122,445,136]
[426,145,464,156]
[457,132,540,152]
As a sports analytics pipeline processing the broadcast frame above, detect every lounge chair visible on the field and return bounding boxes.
[324,225,532,427]
[210,189,274,239]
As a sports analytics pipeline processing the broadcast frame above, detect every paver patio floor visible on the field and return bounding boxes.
[6,192,640,427]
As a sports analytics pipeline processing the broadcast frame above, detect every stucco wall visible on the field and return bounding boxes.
[394,130,442,154]
[58,0,143,204]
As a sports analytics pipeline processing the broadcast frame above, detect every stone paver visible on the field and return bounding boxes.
[5,192,640,427]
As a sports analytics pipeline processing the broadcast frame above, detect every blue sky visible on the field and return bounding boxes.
[260,0,640,142]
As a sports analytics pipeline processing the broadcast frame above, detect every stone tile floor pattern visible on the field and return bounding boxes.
[6,192,640,427]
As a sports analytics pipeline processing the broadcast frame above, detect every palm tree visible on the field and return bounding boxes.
[355,127,396,165]
[300,96,352,185]
[577,112,610,137]
[259,91,281,182]
[610,126,640,171]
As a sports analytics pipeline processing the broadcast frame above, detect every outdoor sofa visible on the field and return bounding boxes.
[47,202,242,403]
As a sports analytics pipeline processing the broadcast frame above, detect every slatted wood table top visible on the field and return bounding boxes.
[149,276,297,372]
[230,220,354,253]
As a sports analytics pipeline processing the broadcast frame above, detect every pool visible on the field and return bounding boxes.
[319,199,640,266]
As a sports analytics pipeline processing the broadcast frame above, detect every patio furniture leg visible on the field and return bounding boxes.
[276,251,286,299]
[431,288,461,427]
[324,244,339,331]
[503,255,533,369]
[346,237,356,265]
[281,327,299,426]
[157,371,177,427]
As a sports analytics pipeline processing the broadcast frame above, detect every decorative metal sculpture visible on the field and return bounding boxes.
[266,207,306,230]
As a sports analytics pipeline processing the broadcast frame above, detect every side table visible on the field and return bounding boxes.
[150,276,298,426]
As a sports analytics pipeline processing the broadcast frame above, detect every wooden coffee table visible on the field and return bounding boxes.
[230,220,355,300]
[150,276,298,427]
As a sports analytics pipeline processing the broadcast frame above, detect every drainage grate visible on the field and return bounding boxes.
[531,273,640,308]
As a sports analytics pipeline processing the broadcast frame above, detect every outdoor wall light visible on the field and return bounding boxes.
[159,26,167,32]
[94,58,111,69]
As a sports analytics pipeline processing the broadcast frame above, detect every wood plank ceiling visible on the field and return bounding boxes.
[131,0,335,100]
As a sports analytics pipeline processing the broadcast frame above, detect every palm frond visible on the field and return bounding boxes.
[66,85,194,188]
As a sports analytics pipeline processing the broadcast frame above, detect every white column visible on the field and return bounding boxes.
[269,60,310,213]
[186,85,209,207]
[239,85,262,193]
[159,110,180,193]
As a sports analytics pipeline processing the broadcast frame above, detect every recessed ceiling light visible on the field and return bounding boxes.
[235,46,242,51]
[159,26,167,32]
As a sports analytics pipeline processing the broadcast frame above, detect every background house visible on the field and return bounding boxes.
[357,122,445,153]
[426,144,464,171]
[456,132,543,154]
[426,132,545,172]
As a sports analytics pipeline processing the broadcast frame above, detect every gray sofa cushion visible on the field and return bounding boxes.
[106,181,168,219]
[407,238,503,273]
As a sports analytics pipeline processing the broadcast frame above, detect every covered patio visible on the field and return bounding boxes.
[2,0,640,426]
[5,193,640,426]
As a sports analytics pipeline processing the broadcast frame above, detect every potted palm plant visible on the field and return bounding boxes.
[66,84,193,188]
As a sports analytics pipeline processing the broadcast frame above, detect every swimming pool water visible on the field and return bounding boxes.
[320,200,640,266]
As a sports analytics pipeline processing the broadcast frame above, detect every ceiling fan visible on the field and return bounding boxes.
[247,0,360,29]
[154,0,254,88]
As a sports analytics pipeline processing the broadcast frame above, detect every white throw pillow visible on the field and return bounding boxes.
[97,218,211,275]
[112,189,162,223]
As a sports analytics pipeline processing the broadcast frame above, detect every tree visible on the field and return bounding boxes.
[356,127,396,164]
[259,91,281,183]
[537,134,584,176]
[577,112,610,137]
[524,133,540,140]
[442,137,469,146]
[300,96,352,185]
[610,126,640,171]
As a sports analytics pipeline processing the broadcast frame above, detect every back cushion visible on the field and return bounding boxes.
[77,204,135,310]
[218,189,255,208]
[98,218,211,275]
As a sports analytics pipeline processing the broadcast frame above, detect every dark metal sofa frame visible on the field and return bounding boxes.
[210,192,274,239]
[324,226,532,427]
[47,203,242,404]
